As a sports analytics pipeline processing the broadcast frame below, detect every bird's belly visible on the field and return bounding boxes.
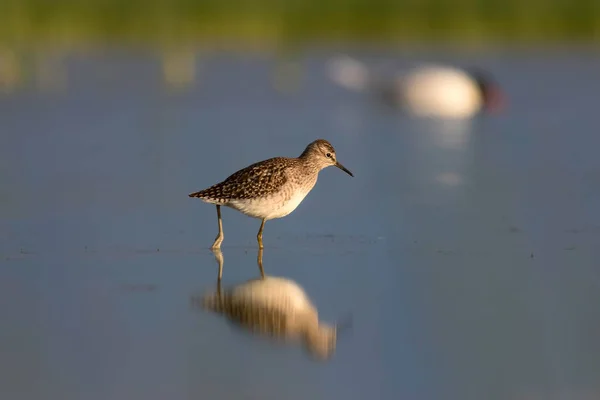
[227,190,310,220]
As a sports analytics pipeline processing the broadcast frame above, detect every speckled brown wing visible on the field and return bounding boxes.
[189,157,294,203]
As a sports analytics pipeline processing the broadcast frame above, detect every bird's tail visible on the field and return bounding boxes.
[188,186,224,204]
[327,56,371,92]
[188,190,204,198]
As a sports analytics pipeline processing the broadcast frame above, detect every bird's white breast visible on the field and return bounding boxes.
[267,188,310,219]
[400,66,482,119]
[228,185,311,220]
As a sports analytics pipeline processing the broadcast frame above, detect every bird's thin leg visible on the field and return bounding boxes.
[211,205,224,249]
[257,247,265,279]
[256,218,266,249]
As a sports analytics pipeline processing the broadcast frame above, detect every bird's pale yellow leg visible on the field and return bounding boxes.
[257,247,265,279]
[212,205,224,249]
[256,218,266,249]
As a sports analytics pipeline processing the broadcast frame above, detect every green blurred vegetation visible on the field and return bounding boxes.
[1,0,599,48]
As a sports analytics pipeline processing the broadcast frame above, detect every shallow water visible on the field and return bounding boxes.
[1,48,600,400]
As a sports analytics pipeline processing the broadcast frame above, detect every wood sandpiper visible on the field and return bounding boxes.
[188,139,353,249]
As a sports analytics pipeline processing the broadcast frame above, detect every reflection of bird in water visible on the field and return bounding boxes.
[196,248,349,360]
[210,247,264,282]
[327,56,506,119]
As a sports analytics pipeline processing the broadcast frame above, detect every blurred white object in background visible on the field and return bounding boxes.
[327,55,505,119]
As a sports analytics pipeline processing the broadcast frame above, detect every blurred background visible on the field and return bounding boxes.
[1,2,600,400]
[1,0,600,93]
[1,0,600,48]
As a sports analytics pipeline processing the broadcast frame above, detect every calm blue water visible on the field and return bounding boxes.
[1,47,599,400]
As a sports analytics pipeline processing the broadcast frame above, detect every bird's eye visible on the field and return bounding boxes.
[326,153,332,158]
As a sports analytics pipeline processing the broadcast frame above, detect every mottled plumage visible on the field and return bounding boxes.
[189,157,296,203]
[189,139,353,249]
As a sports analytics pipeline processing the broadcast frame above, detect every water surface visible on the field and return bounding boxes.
[1,48,599,400]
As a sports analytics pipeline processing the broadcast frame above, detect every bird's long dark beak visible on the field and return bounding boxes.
[335,161,354,177]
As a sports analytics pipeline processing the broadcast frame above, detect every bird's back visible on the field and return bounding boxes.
[189,157,299,204]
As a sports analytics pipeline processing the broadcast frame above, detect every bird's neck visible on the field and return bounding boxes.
[299,147,317,160]
[298,154,322,174]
